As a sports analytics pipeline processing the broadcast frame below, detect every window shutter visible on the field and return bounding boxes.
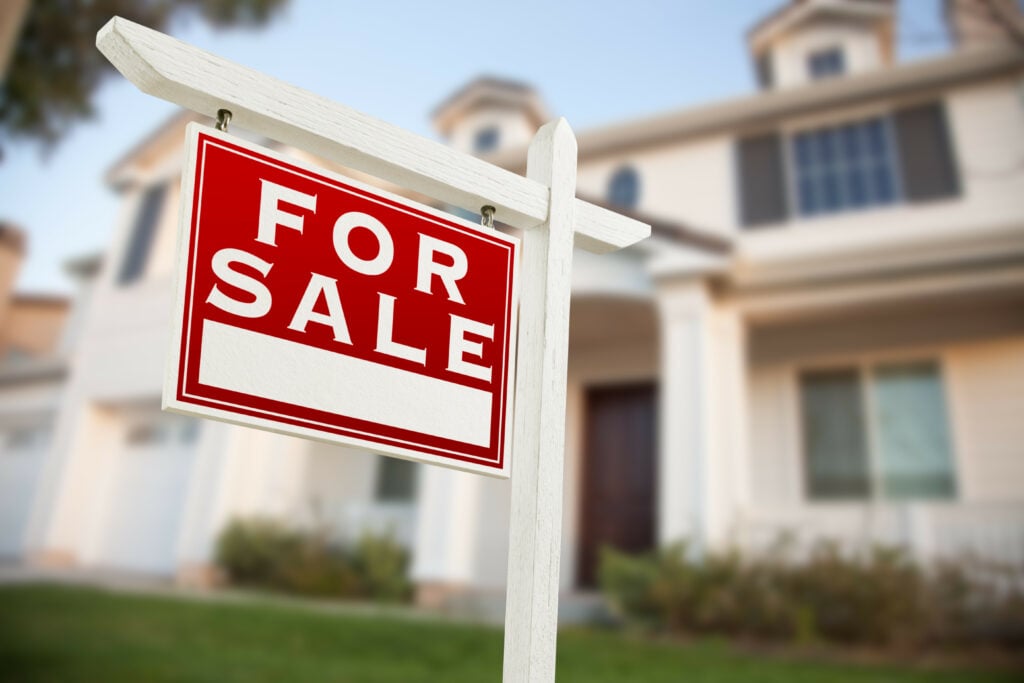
[118,183,168,285]
[737,132,788,227]
[893,102,961,202]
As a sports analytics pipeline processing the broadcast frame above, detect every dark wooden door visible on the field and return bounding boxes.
[577,382,657,587]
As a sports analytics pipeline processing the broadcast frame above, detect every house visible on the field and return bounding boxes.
[3,0,1023,611]
[0,223,74,558]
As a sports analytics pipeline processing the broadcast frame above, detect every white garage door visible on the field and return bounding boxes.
[94,412,199,574]
[0,423,51,558]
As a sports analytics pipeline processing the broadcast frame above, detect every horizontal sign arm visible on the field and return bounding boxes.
[97,17,649,253]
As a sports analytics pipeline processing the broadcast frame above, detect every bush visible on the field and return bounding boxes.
[215,517,411,602]
[353,531,412,603]
[215,517,302,588]
[599,538,1024,650]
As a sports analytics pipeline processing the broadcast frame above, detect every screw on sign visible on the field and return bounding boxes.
[166,126,519,477]
[98,16,648,683]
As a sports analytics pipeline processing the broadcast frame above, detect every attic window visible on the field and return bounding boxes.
[808,47,845,80]
[473,126,500,153]
[607,166,640,209]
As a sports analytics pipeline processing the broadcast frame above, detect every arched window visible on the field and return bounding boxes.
[607,166,640,209]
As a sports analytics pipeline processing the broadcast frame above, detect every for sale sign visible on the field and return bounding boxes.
[164,124,519,477]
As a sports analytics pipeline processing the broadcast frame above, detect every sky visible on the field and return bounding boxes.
[0,0,950,294]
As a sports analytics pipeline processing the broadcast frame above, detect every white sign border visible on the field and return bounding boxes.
[163,122,520,479]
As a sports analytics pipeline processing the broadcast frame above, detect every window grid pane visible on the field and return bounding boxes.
[800,369,871,499]
[872,361,956,500]
[792,117,899,218]
[375,457,417,502]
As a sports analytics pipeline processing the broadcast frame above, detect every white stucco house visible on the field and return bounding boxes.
[2,0,1023,607]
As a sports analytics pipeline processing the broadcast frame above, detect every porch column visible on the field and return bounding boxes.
[410,466,482,606]
[656,277,748,554]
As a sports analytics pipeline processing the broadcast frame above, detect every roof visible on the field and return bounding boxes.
[11,293,69,308]
[0,357,66,387]
[431,75,550,137]
[0,222,26,254]
[64,252,103,279]
[105,109,206,188]
[480,44,1022,167]
[569,43,1024,161]
[748,0,894,54]
[576,194,732,254]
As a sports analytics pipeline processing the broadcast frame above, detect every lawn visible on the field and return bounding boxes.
[0,584,1020,683]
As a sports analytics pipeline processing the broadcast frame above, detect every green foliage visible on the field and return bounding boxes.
[215,517,410,602]
[214,516,301,587]
[599,539,1024,650]
[353,531,413,603]
[0,0,289,152]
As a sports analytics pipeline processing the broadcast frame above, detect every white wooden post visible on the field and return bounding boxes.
[503,119,577,683]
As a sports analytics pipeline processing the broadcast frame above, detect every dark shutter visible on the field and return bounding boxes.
[118,183,167,285]
[737,132,788,227]
[893,102,961,202]
[755,55,774,89]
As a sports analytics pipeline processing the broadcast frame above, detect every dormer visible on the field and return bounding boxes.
[748,0,895,90]
[431,76,549,156]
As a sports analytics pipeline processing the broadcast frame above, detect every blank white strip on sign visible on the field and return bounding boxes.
[198,320,492,447]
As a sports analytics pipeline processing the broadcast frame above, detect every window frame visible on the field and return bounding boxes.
[607,165,641,210]
[794,352,960,504]
[782,107,907,221]
[473,126,500,154]
[374,456,418,504]
[807,46,846,81]
[117,181,169,286]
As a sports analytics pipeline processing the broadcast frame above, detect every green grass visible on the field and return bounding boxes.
[0,584,1020,682]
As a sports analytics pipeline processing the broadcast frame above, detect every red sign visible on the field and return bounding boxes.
[164,124,519,477]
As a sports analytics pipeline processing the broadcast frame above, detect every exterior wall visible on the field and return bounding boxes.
[446,107,537,155]
[770,19,886,89]
[24,123,380,576]
[563,328,658,589]
[2,300,70,358]
[745,300,1024,563]
[576,135,736,237]
[946,336,1024,503]
[0,230,24,328]
[303,442,418,549]
[737,76,1024,273]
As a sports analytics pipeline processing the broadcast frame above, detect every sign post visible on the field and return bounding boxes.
[503,119,577,682]
[98,16,649,681]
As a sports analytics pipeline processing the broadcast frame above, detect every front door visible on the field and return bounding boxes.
[577,382,657,587]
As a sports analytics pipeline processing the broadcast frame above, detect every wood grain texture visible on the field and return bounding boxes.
[502,118,577,683]
[96,17,648,253]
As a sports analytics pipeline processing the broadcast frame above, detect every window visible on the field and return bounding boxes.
[607,166,640,209]
[808,47,845,80]
[118,183,168,285]
[375,457,417,502]
[792,117,900,217]
[3,426,44,451]
[473,127,500,154]
[736,102,959,228]
[800,360,956,501]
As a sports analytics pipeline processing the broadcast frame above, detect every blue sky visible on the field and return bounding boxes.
[0,0,949,294]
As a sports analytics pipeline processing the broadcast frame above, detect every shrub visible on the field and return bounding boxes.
[353,531,412,602]
[599,537,1024,650]
[215,517,411,602]
[215,517,302,588]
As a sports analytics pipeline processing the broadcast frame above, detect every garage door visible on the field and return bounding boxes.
[93,411,199,574]
[0,423,51,558]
